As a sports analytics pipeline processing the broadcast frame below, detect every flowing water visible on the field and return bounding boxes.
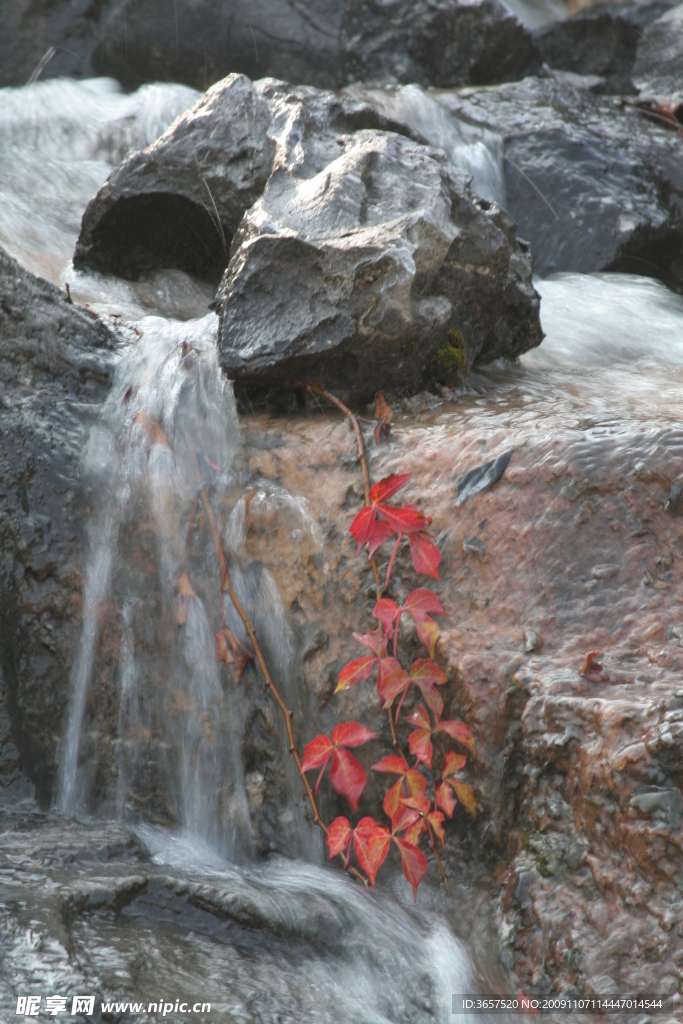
[2,76,683,1022]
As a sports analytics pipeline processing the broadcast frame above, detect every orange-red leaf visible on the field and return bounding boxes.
[394,837,428,900]
[326,816,352,858]
[373,598,400,635]
[377,663,410,709]
[370,472,411,504]
[332,721,378,748]
[434,718,475,755]
[406,705,431,731]
[353,630,388,658]
[427,810,445,847]
[350,505,376,552]
[401,792,431,815]
[372,754,409,775]
[383,777,405,822]
[301,734,333,772]
[353,817,391,885]
[335,655,377,693]
[409,532,441,579]
[377,503,429,534]
[404,818,426,847]
[330,748,368,812]
[436,780,457,818]
[409,728,433,768]
[376,656,402,703]
[442,751,467,777]
[405,768,428,797]
[403,589,445,617]
[410,658,448,721]
[580,651,609,682]
[451,780,477,816]
[367,518,394,555]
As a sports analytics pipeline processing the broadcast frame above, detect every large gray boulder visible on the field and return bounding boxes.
[217,129,542,398]
[92,0,344,93]
[436,74,683,286]
[340,0,542,89]
[74,75,543,400]
[0,248,117,806]
[633,3,683,99]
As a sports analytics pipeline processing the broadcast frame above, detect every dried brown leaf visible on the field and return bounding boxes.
[215,627,253,682]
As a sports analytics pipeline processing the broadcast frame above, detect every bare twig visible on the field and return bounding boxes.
[186,435,367,885]
[431,840,453,894]
[302,384,382,601]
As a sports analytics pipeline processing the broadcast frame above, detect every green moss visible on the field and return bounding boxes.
[429,331,467,386]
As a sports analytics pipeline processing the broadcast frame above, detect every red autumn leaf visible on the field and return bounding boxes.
[352,629,388,658]
[330,749,368,813]
[349,504,377,552]
[410,658,448,721]
[303,721,377,810]
[394,836,428,900]
[367,518,394,555]
[408,717,433,768]
[451,780,477,817]
[436,780,457,818]
[332,721,378,748]
[370,473,412,504]
[409,532,442,579]
[376,656,402,704]
[404,816,426,846]
[336,655,377,693]
[427,809,445,847]
[434,718,475,755]
[326,816,391,884]
[401,792,431,815]
[301,734,334,772]
[580,651,609,682]
[373,597,401,636]
[403,587,445,651]
[376,503,430,535]
[352,816,391,885]
[442,750,467,777]
[377,662,410,711]
[326,816,352,859]
[372,754,410,775]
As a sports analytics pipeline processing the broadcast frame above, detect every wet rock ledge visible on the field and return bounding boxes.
[73,75,543,402]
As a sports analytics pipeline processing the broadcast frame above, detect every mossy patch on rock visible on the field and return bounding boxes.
[429,330,467,386]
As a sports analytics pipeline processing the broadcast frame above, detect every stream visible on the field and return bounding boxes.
[2,73,683,1023]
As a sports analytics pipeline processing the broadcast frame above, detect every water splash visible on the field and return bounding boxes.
[346,83,506,206]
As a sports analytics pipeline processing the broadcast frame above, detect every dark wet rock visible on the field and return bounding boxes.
[74,75,542,399]
[217,129,542,400]
[73,76,406,283]
[0,247,117,807]
[340,0,542,89]
[437,75,683,286]
[0,0,118,88]
[456,451,512,505]
[633,2,683,99]
[532,1,677,94]
[92,0,344,93]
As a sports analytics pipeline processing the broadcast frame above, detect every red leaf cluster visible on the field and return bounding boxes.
[302,722,377,811]
[349,474,441,579]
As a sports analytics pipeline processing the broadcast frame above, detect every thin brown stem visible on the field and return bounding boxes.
[185,435,367,885]
[431,839,453,894]
[303,385,382,602]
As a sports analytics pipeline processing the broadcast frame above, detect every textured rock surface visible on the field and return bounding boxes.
[75,75,542,400]
[436,75,683,286]
[0,0,118,88]
[92,0,344,93]
[340,0,542,88]
[533,1,677,94]
[73,76,412,283]
[633,2,683,99]
[217,129,541,399]
[226,379,683,1005]
[0,247,117,807]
